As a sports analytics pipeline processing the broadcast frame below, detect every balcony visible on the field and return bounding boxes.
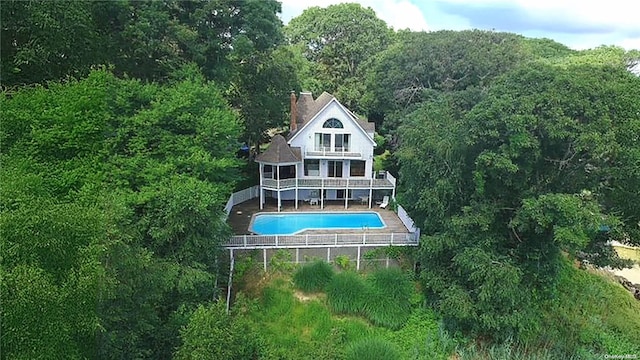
[304,146,363,159]
[261,172,396,191]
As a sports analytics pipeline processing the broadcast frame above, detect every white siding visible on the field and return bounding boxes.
[290,100,375,179]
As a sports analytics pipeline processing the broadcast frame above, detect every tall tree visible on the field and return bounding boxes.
[398,62,640,341]
[285,3,392,112]
[1,69,243,358]
[363,30,533,127]
[0,0,105,86]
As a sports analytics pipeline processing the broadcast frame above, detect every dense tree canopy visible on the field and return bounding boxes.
[3,1,640,357]
[397,62,640,341]
[285,3,392,112]
[1,70,242,358]
[1,0,284,86]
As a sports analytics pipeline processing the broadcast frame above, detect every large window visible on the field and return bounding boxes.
[328,161,343,178]
[335,134,350,152]
[263,165,274,179]
[304,160,320,176]
[279,165,296,179]
[350,160,366,177]
[314,133,331,151]
[323,118,343,128]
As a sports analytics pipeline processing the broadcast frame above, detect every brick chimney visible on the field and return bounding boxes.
[290,91,297,132]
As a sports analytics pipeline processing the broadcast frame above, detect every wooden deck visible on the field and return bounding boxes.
[227,198,410,236]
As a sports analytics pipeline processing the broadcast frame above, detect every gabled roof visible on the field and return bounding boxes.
[288,92,375,144]
[255,134,301,164]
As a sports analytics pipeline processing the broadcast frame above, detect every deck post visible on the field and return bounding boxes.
[357,246,361,271]
[263,249,267,272]
[305,234,309,246]
[345,179,349,209]
[335,234,338,245]
[327,247,330,262]
[296,248,299,264]
[259,164,264,210]
[391,233,394,245]
[226,249,234,314]
[277,191,281,212]
[386,256,390,268]
[244,235,247,248]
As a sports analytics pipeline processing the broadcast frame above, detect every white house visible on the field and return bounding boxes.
[255,91,396,210]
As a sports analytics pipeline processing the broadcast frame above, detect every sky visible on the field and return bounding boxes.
[279,0,640,50]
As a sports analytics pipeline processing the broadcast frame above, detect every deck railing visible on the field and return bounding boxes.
[261,177,394,190]
[224,185,260,217]
[223,232,419,249]
[397,204,420,239]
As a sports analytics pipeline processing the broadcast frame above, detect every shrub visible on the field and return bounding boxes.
[334,254,354,271]
[346,337,400,360]
[366,268,413,329]
[293,260,335,293]
[327,271,369,315]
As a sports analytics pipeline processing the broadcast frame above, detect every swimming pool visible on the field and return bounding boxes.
[249,212,386,235]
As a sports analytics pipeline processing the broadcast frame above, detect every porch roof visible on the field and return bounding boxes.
[255,134,301,164]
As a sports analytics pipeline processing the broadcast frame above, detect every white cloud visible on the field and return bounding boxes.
[280,0,640,50]
[279,0,429,31]
[435,0,640,34]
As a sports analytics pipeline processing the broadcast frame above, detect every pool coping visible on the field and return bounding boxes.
[248,211,387,235]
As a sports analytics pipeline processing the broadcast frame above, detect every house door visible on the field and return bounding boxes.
[328,161,343,178]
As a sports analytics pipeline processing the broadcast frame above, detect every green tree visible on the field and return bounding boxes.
[363,30,533,128]
[398,62,640,340]
[285,3,392,112]
[1,69,243,358]
[175,302,263,360]
[228,44,299,152]
[0,0,106,86]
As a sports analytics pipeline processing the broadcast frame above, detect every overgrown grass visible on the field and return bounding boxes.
[239,269,451,359]
[325,268,414,330]
[326,271,369,315]
[293,260,335,293]
[456,340,586,360]
[367,268,413,329]
[346,337,400,360]
[235,256,640,359]
[523,259,640,357]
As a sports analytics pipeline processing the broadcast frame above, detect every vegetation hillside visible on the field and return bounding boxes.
[2,1,639,359]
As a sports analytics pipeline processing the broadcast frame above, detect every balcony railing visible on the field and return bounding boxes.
[261,177,394,190]
[304,145,363,159]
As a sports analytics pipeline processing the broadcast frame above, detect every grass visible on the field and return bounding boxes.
[325,268,414,329]
[326,271,369,315]
[238,268,450,359]
[293,260,335,293]
[366,268,413,329]
[525,259,640,357]
[346,337,400,360]
[233,256,640,359]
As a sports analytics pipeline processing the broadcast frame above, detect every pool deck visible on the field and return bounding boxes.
[227,198,410,236]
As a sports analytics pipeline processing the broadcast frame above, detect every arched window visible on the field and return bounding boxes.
[323,118,343,128]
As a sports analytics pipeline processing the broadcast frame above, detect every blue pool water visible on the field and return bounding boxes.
[250,212,385,235]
